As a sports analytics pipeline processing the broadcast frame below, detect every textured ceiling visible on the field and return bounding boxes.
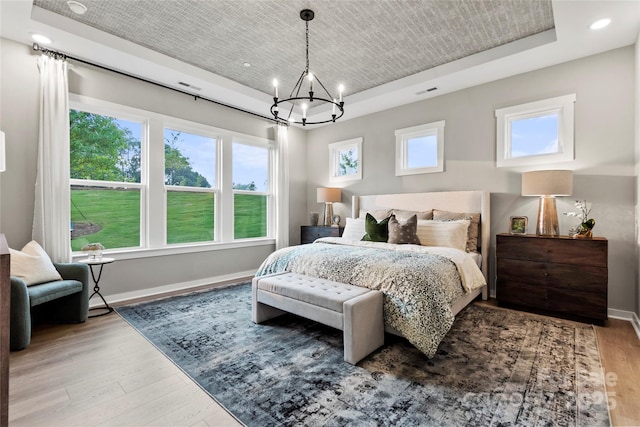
[33,0,554,99]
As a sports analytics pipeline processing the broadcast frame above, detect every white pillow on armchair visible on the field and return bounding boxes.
[10,240,62,286]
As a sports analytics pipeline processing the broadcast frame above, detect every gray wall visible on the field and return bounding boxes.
[1,36,637,315]
[306,46,637,313]
[636,33,640,319]
[0,38,308,298]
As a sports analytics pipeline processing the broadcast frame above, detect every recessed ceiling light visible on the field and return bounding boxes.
[590,18,611,30]
[31,34,52,44]
[243,62,251,68]
[67,0,87,15]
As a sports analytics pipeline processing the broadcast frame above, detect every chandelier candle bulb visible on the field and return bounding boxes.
[339,84,344,103]
[332,100,336,115]
[273,79,278,99]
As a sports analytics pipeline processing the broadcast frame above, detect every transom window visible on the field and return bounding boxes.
[496,94,576,167]
[395,121,445,176]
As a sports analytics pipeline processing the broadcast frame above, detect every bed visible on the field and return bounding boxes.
[256,190,490,357]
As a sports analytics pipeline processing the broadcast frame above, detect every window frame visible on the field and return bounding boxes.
[231,137,274,241]
[395,120,445,176]
[495,94,576,167]
[69,99,148,250]
[328,137,362,182]
[69,94,276,258]
[163,120,221,245]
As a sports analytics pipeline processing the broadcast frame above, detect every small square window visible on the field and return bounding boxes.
[496,94,575,167]
[395,121,445,176]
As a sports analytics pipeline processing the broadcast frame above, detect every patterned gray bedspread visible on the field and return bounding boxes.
[255,240,467,357]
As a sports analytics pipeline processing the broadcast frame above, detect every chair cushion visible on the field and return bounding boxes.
[28,280,83,307]
[10,240,62,286]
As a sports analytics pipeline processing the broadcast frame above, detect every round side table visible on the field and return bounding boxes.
[78,257,115,317]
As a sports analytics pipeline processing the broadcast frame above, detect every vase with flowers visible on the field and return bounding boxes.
[563,200,595,238]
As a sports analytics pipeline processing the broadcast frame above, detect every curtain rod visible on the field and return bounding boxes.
[32,43,287,126]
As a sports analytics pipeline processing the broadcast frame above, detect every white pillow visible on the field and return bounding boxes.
[10,240,62,286]
[416,220,470,251]
[341,217,366,240]
[358,209,391,221]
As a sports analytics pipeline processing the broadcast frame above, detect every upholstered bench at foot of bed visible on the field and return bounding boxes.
[252,272,384,365]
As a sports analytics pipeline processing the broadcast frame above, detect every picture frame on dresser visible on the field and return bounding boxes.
[509,216,527,234]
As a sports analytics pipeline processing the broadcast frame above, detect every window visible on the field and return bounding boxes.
[329,137,362,182]
[69,95,275,255]
[164,127,218,245]
[69,108,145,251]
[233,142,270,239]
[395,121,445,176]
[496,94,576,167]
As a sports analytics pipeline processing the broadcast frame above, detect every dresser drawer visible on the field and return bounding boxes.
[496,258,607,293]
[496,235,607,267]
[546,287,607,321]
[497,281,548,311]
[497,281,607,322]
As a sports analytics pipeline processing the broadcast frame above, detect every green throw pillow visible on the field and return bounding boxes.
[361,213,390,242]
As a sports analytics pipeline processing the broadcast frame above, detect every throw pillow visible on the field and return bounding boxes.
[341,217,366,240]
[392,209,433,221]
[361,213,390,242]
[433,209,481,252]
[10,240,62,286]
[388,214,421,245]
[416,219,470,251]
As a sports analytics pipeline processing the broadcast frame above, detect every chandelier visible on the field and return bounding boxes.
[270,9,344,126]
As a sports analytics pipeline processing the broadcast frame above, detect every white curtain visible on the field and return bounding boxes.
[274,123,290,250]
[33,55,71,262]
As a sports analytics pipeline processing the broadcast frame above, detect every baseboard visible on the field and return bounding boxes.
[89,269,256,308]
[632,312,640,342]
[607,308,640,342]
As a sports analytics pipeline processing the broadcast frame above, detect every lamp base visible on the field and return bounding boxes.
[324,203,333,227]
[536,196,560,236]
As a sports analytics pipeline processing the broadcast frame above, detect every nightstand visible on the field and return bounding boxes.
[300,226,344,244]
[496,233,608,325]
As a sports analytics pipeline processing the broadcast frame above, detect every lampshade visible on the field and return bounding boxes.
[521,170,573,196]
[317,187,341,203]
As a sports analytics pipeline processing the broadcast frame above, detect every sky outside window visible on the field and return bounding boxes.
[164,128,216,187]
[233,143,268,192]
[510,113,559,158]
[407,135,437,168]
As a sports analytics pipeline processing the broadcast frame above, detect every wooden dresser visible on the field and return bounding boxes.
[496,233,608,325]
[300,226,344,244]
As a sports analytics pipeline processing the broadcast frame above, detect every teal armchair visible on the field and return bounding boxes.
[10,262,90,351]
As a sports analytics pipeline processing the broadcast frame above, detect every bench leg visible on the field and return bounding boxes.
[252,276,286,323]
[343,291,384,364]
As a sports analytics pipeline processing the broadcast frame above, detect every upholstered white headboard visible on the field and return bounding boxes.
[352,190,490,280]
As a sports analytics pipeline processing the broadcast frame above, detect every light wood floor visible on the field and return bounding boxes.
[8,300,640,426]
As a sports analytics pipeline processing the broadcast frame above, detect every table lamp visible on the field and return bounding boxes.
[317,187,341,226]
[522,170,573,236]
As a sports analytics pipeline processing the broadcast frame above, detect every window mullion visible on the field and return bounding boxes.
[147,118,165,248]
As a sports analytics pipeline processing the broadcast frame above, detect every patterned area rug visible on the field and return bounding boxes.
[117,283,610,426]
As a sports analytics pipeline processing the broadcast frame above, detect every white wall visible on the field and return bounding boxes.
[307,46,637,313]
[0,38,308,298]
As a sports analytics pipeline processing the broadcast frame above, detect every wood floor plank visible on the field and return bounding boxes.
[8,297,639,427]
